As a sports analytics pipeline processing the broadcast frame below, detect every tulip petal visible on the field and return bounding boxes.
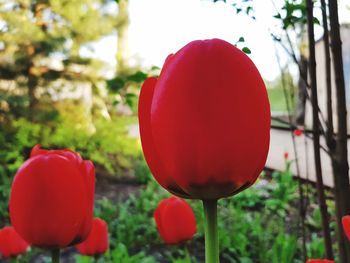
[139,77,191,198]
[342,215,350,241]
[0,226,29,258]
[30,144,48,158]
[76,160,96,242]
[76,218,108,256]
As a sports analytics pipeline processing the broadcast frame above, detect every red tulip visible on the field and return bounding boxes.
[284,151,289,160]
[10,145,95,248]
[0,226,29,258]
[306,260,334,263]
[293,128,303,137]
[154,196,196,245]
[342,215,350,241]
[139,39,270,200]
[76,218,109,256]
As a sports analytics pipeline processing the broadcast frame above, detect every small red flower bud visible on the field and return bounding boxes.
[342,215,350,241]
[76,218,109,256]
[0,226,29,258]
[10,145,95,248]
[293,128,303,137]
[306,260,334,263]
[139,39,270,200]
[284,151,289,160]
[154,196,196,245]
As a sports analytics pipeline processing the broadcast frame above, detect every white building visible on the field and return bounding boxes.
[304,24,350,132]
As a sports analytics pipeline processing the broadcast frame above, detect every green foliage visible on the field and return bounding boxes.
[91,181,168,262]
[75,243,157,263]
[272,0,320,30]
[198,161,302,263]
[271,233,298,263]
[106,68,157,112]
[307,233,326,260]
[266,162,296,216]
[108,243,157,263]
[213,0,255,19]
[168,249,194,263]
[234,36,252,55]
[1,111,142,176]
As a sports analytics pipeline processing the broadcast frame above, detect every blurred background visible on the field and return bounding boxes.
[1,0,350,262]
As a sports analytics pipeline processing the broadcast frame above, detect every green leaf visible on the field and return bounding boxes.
[126,71,148,83]
[106,77,125,93]
[125,93,137,107]
[246,6,253,14]
[313,17,320,25]
[242,47,251,54]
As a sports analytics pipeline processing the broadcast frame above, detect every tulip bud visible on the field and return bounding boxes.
[154,196,196,245]
[139,39,270,200]
[76,218,109,256]
[0,226,29,259]
[10,145,95,248]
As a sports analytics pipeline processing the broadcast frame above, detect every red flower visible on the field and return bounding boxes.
[342,215,350,241]
[284,151,289,160]
[76,218,109,256]
[154,196,196,244]
[10,145,95,248]
[139,39,270,200]
[306,260,334,263]
[293,128,303,137]
[0,226,29,258]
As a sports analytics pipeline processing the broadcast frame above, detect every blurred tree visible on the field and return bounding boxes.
[115,0,129,75]
[106,0,153,113]
[0,0,117,120]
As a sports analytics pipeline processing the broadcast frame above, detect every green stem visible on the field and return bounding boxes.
[203,199,219,263]
[51,248,60,263]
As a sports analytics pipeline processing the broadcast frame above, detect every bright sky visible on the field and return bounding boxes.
[82,0,350,81]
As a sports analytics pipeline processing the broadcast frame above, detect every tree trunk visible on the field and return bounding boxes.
[320,0,334,142]
[295,55,308,126]
[26,3,45,114]
[328,1,350,262]
[306,0,334,259]
[27,61,38,112]
[116,0,129,75]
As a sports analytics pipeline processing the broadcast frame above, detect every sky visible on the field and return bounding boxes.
[82,0,350,82]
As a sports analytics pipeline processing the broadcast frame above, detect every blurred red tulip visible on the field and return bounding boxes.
[284,151,289,160]
[0,226,29,258]
[293,128,303,137]
[76,218,109,256]
[306,260,334,263]
[139,39,270,200]
[154,196,196,245]
[10,145,95,248]
[342,215,350,241]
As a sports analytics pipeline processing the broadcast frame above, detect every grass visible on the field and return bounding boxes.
[267,87,296,113]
